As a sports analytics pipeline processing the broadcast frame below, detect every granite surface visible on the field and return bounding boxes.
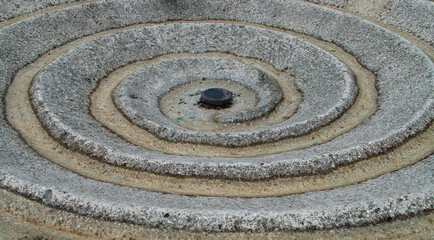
[0,0,432,232]
[5,0,429,179]
[33,23,354,147]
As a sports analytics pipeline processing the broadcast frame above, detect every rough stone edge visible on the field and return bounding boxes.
[0,0,82,21]
[305,0,434,46]
[31,22,356,147]
[113,56,283,127]
[0,156,432,231]
[0,0,432,180]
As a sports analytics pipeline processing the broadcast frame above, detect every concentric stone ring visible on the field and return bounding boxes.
[1,0,433,237]
[113,56,284,140]
[26,16,432,180]
[31,23,357,147]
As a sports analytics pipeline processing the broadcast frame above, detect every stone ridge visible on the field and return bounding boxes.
[306,0,434,46]
[0,0,82,21]
[33,23,354,147]
[0,146,432,231]
[0,0,432,233]
[7,0,428,179]
[113,57,284,138]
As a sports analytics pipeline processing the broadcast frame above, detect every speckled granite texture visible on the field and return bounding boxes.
[0,0,81,21]
[0,0,432,233]
[114,57,284,128]
[0,150,432,231]
[9,0,430,179]
[32,23,355,147]
[306,0,434,45]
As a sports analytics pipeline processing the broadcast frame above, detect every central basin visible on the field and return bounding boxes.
[159,79,257,132]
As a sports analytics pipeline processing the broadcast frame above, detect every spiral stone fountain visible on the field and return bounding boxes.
[0,0,433,239]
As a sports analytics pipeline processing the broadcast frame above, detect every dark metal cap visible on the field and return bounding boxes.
[200,88,233,108]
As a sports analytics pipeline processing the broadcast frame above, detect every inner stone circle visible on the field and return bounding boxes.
[114,56,283,134]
